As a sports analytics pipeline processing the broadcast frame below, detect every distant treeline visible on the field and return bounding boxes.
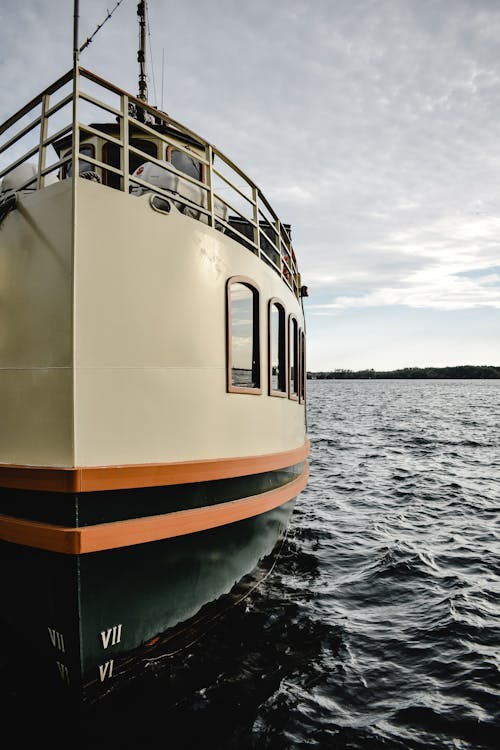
[307,365,500,379]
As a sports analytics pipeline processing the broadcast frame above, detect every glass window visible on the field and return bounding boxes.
[102,139,157,189]
[129,138,157,175]
[269,300,286,395]
[65,144,95,178]
[170,148,202,181]
[299,329,306,403]
[227,279,260,393]
[289,315,299,399]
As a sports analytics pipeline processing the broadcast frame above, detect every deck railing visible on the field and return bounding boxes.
[0,66,300,297]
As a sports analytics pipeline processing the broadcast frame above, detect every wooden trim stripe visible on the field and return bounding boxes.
[0,464,309,555]
[0,441,309,493]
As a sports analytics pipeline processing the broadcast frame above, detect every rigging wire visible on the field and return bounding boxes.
[79,0,127,53]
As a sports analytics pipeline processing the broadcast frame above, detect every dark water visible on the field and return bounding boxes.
[4,379,500,749]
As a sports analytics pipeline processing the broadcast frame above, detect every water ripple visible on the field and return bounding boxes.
[4,379,499,750]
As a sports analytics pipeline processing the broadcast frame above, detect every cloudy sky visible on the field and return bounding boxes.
[1,0,499,370]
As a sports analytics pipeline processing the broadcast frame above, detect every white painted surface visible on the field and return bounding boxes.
[0,178,306,468]
[0,181,74,465]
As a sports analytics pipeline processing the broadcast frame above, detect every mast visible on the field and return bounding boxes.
[73,0,80,68]
[137,0,148,102]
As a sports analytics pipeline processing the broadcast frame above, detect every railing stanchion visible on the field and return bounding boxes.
[72,65,80,188]
[207,145,214,228]
[253,187,260,257]
[37,94,49,189]
[275,218,282,277]
[121,94,129,193]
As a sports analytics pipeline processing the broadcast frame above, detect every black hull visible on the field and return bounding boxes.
[0,469,301,705]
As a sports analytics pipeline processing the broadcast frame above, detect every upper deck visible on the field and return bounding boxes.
[0,66,302,298]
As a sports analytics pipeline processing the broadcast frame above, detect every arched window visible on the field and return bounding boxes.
[269,299,286,396]
[226,277,261,394]
[289,315,299,400]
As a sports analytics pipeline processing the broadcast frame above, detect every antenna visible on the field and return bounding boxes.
[137,0,148,102]
[79,0,126,54]
[161,48,165,111]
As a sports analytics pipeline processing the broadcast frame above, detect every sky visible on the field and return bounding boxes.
[1,0,499,371]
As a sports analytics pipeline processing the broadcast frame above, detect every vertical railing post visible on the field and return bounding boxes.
[121,95,129,193]
[275,218,282,276]
[37,94,49,189]
[252,186,260,257]
[72,0,80,184]
[72,65,80,189]
[206,144,214,228]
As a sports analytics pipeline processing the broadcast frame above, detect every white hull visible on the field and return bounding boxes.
[0,178,306,469]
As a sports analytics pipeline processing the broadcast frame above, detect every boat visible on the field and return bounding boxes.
[0,1,309,704]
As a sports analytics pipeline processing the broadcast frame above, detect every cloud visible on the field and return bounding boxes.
[268,184,315,205]
[313,274,500,312]
[2,0,500,368]
[308,208,500,311]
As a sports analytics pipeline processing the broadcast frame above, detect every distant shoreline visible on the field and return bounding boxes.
[307,366,500,380]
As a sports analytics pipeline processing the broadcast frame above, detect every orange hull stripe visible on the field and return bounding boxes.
[0,464,309,555]
[0,441,310,493]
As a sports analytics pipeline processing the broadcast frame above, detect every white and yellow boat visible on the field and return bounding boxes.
[0,1,309,703]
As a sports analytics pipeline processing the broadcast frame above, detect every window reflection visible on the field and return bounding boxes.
[65,144,95,178]
[300,329,306,402]
[171,149,202,181]
[270,301,286,393]
[230,281,260,389]
[290,316,298,397]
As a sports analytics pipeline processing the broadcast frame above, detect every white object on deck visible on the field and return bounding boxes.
[130,161,227,223]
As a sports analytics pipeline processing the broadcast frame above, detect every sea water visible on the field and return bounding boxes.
[3,379,499,749]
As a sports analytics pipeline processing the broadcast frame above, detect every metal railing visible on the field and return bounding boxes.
[0,66,300,296]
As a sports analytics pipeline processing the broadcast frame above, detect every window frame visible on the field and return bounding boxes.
[268,298,287,398]
[299,328,306,404]
[288,314,299,401]
[226,276,262,395]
